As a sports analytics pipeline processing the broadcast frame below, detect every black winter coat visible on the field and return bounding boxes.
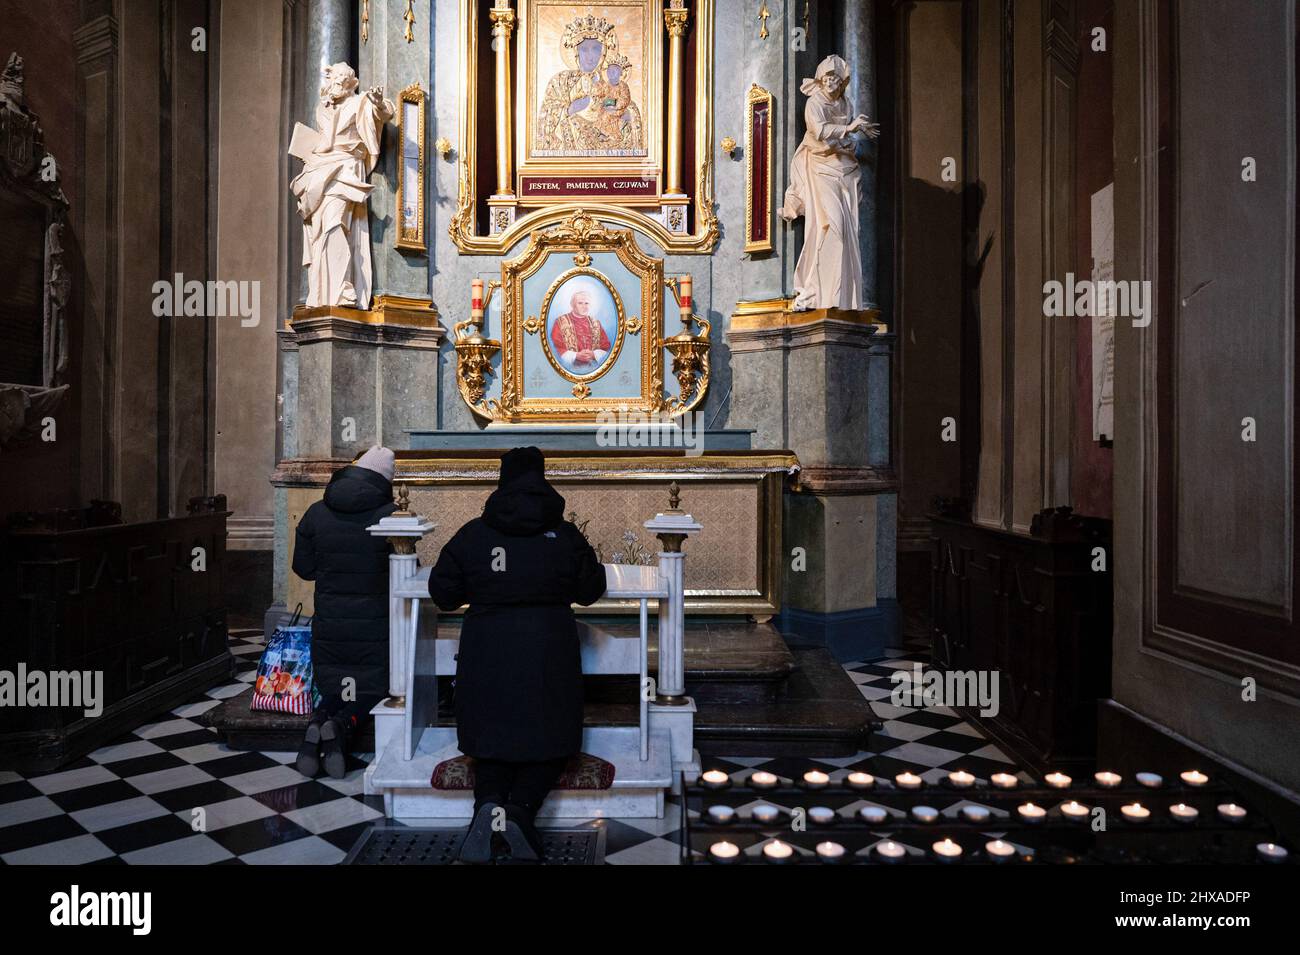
[291,465,396,700]
[428,470,607,761]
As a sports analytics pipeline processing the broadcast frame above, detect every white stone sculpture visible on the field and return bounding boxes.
[289,63,393,310]
[778,54,881,312]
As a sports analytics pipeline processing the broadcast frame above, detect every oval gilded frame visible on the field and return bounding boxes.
[536,266,628,384]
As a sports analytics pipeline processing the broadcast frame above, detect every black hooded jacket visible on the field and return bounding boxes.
[428,447,607,761]
[291,465,396,700]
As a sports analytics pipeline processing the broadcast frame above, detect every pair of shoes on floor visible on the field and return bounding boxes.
[295,717,349,780]
[458,803,546,864]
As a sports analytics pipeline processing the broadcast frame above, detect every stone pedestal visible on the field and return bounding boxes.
[727,307,898,658]
[289,300,444,459]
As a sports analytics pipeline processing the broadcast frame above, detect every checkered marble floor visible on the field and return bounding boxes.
[0,639,1019,865]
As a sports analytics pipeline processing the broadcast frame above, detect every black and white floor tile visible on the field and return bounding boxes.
[0,638,1018,865]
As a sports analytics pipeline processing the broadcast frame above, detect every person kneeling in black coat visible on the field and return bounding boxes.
[428,446,607,863]
[291,446,397,779]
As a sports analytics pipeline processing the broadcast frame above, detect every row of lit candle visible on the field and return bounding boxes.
[700,768,1214,791]
[702,799,1250,827]
[706,837,1022,864]
[707,838,1288,864]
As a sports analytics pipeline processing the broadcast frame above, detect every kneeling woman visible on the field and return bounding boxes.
[428,447,607,862]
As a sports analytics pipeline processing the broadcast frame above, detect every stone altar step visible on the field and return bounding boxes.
[368,725,675,820]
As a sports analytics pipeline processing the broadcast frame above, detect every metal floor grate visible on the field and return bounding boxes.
[343,823,608,865]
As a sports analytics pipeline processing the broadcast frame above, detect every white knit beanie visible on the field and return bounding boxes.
[354,445,395,482]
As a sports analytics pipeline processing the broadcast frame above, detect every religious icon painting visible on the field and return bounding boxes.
[517,0,664,203]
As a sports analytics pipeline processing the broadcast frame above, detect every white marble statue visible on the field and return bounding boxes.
[779,54,881,311]
[289,63,393,310]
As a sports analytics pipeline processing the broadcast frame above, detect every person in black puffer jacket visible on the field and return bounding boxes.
[428,446,607,863]
[291,446,396,778]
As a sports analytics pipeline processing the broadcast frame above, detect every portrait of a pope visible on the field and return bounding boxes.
[535,13,645,156]
[549,286,614,375]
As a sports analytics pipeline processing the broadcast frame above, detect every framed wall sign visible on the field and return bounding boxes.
[395,82,427,253]
[744,83,773,254]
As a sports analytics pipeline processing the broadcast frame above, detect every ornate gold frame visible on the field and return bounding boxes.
[744,83,774,254]
[534,266,630,384]
[451,0,718,254]
[452,210,711,421]
[394,82,426,253]
[516,0,663,199]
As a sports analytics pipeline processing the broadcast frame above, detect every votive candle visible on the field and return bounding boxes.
[1217,803,1247,823]
[1256,843,1289,864]
[932,838,963,863]
[816,841,846,863]
[875,840,906,863]
[990,773,1019,789]
[1017,802,1047,824]
[1136,772,1163,789]
[911,805,939,824]
[1060,800,1089,823]
[803,769,831,789]
[701,769,729,789]
[749,771,778,789]
[1094,771,1122,788]
[1169,803,1199,824]
[762,840,795,863]
[1121,802,1151,823]
[858,806,888,825]
[751,804,780,824]
[1180,770,1209,787]
[985,839,1017,863]
[809,806,837,826]
[947,770,976,789]
[846,772,876,790]
[960,805,991,824]
[708,840,740,863]
[1044,772,1072,789]
[895,771,923,790]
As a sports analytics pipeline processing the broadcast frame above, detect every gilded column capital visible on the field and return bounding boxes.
[664,8,690,37]
[489,6,516,37]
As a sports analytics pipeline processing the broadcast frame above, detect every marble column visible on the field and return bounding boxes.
[303,0,352,122]
[841,0,877,309]
[487,2,518,233]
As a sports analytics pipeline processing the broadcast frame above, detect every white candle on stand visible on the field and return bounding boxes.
[1136,772,1163,788]
[701,769,729,788]
[895,771,923,790]
[990,773,1019,789]
[1169,803,1198,824]
[809,806,837,825]
[1180,770,1209,787]
[749,771,778,789]
[858,806,888,825]
[1217,803,1247,823]
[803,769,831,789]
[875,840,906,863]
[960,805,991,823]
[1044,772,1072,789]
[752,803,780,824]
[1018,802,1047,823]
[1256,843,1289,863]
[1094,771,1122,788]
[911,805,939,824]
[1060,800,1089,823]
[707,805,735,824]
[947,770,976,789]
[816,841,846,862]
[1121,802,1151,823]
[932,838,963,862]
[985,839,1016,862]
[762,840,794,863]
[847,772,875,790]
[708,840,740,862]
